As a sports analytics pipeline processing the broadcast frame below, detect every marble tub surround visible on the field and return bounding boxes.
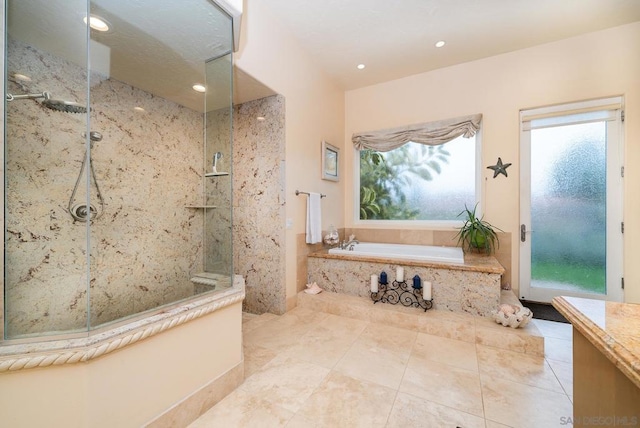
[553,296,640,389]
[307,249,504,317]
[345,228,512,288]
[190,303,567,427]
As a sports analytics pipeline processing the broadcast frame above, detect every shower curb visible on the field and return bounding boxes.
[0,281,245,373]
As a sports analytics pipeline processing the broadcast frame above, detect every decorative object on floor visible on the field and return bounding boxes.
[304,282,323,295]
[455,203,503,254]
[370,275,433,312]
[520,300,569,323]
[487,157,512,178]
[491,304,533,328]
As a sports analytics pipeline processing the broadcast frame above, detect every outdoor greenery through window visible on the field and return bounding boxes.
[359,135,477,221]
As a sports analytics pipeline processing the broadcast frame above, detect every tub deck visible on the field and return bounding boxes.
[307,249,505,317]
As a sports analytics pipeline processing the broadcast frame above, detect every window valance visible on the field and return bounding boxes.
[352,113,482,152]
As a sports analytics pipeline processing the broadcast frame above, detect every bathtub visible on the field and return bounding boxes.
[328,242,464,264]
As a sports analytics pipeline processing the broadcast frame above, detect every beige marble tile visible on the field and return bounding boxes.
[243,342,278,379]
[411,332,478,372]
[334,323,417,389]
[544,336,573,363]
[475,317,544,356]
[417,310,477,342]
[242,312,280,333]
[386,392,485,428]
[476,345,564,393]
[547,358,573,397]
[277,314,368,368]
[481,374,573,428]
[237,354,330,413]
[243,307,329,351]
[532,319,572,341]
[287,371,396,428]
[187,388,294,428]
[400,353,484,417]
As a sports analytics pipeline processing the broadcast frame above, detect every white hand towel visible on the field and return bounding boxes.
[306,192,322,244]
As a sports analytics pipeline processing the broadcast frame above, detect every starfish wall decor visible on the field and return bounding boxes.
[487,157,512,178]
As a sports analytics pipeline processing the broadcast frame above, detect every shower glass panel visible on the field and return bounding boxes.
[4,0,234,340]
[204,53,233,286]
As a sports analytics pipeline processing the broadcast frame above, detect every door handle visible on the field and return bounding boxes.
[521,224,527,242]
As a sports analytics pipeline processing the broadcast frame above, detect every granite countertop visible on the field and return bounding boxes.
[553,296,640,389]
[308,249,505,275]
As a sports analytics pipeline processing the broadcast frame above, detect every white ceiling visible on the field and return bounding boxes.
[266,0,640,90]
[8,1,640,110]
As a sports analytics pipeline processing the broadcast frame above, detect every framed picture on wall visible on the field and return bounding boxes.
[321,141,339,181]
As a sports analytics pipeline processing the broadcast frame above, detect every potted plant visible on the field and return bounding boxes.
[454,203,502,254]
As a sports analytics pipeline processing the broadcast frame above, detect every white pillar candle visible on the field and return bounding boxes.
[371,274,379,293]
[423,281,432,300]
[396,267,404,282]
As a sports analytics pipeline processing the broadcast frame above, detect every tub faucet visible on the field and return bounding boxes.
[340,235,359,250]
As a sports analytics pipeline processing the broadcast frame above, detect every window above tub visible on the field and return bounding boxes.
[353,114,482,224]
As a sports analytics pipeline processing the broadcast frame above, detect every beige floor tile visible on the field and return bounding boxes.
[544,336,573,363]
[547,358,573,397]
[243,307,329,351]
[481,374,573,428]
[277,314,368,368]
[476,345,564,393]
[532,319,572,341]
[400,353,484,417]
[411,332,478,372]
[334,323,417,389]
[242,312,280,333]
[286,371,396,428]
[238,354,330,413]
[386,392,485,428]
[243,342,278,379]
[187,388,294,428]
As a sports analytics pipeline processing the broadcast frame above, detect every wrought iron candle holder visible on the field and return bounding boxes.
[369,278,433,312]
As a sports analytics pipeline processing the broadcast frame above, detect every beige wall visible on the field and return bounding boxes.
[344,23,640,302]
[235,1,345,310]
[0,302,242,427]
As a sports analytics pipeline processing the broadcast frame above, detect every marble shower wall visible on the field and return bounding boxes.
[4,38,206,337]
[232,95,286,314]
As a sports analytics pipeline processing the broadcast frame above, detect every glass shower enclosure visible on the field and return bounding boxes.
[2,0,234,340]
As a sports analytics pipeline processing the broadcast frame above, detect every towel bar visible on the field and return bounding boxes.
[295,190,326,198]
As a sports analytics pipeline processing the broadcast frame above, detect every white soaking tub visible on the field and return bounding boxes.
[328,242,464,264]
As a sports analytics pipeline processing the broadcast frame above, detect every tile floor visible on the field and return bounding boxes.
[189,307,574,428]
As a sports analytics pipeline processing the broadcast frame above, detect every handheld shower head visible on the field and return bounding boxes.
[5,91,88,114]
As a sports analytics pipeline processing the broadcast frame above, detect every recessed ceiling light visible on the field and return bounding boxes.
[357,64,366,70]
[435,40,446,48]
[84,15,111,32]
[134,106,145,112]
[192,84,206,93]
[257,116,266,121]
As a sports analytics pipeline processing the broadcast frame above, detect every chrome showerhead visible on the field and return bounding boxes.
[41,98,88,114]
[6,91,88,114]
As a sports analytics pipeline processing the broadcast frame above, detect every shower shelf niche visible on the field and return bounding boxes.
[186,205,218,209]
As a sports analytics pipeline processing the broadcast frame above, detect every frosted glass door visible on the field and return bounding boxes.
[520,105,623,303]
[532,123,606,295]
